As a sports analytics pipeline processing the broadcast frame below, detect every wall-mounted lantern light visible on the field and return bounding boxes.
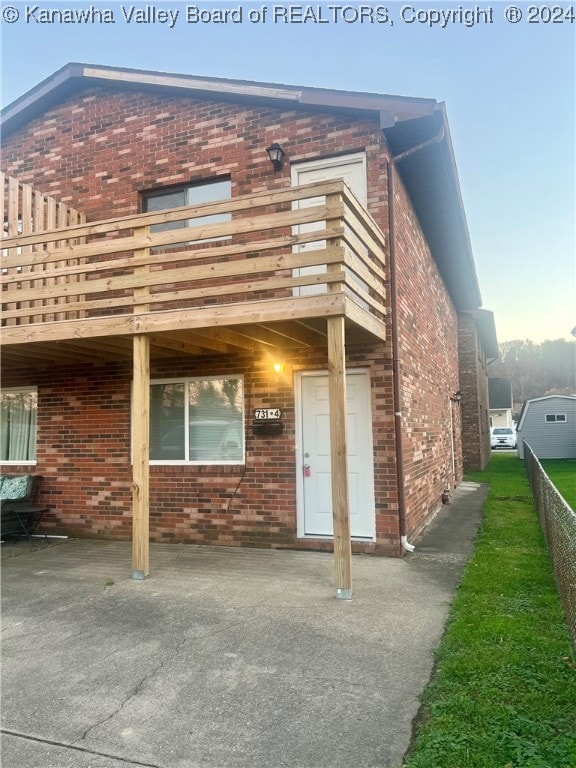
[266,143,285,172]
[451,391,462,403]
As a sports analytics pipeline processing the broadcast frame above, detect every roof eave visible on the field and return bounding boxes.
[472,308,499,359]
[1,62,439,137]
[1,63,484,314]
[383,106,483,311]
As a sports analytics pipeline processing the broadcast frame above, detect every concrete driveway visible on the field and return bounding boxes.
[1,482,487,768]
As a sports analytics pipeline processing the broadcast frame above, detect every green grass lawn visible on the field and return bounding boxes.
[403,454,576,768]
[540,459,576,509]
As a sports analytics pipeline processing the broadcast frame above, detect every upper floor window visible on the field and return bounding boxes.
[0,388,37,463]
[142,178,231,240]
[545,413,567,423]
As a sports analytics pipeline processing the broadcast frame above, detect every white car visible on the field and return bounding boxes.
[490,427,517,450]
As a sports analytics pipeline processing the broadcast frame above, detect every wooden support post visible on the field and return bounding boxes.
[327,315,352,599]
[132,333,150,580]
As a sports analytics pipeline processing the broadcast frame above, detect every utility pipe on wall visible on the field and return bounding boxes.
[449,396,456,488]
[385,123,446,554]
[386,162,414,553]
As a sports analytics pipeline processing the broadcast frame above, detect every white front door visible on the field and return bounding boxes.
[297,371,375,539]
[291,153,367,297]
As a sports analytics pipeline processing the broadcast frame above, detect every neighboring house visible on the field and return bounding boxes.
[489,378,514,428]
[516,395,576,460]
[0,64,497,593]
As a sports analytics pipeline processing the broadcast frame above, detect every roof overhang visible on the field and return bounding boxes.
[2,62,484,311]
[383,105,482,310]
[0,62,439,134]
[461,308,499,360]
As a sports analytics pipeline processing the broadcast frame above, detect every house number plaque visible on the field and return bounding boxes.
[254,408,282,421]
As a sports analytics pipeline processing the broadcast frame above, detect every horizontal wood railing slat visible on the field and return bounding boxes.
[2,177,387,344]
[0,227,344,284]
[2,179,350,250]
[0,204,339,270]
[1,246,345,308]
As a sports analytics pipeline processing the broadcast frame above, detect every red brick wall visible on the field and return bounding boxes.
[457,313,491,471]
[1,87,387,221]
[1,85,463,554]
[1,348,399,553]
[390,165,463,539]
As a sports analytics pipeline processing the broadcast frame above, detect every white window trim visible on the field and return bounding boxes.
[0,386,38,465]
[545,413,567,423]
[148,375,245,466]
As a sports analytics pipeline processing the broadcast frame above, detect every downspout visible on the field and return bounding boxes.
[449,395,458,491]
[385,121,446,554]
[386,162,413,553]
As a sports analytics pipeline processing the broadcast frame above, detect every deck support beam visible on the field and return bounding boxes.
[132,333,150,580]
[327,315,353,599]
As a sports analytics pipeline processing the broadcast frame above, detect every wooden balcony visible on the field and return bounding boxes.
[1,174,388,594]
[1,177,386,367]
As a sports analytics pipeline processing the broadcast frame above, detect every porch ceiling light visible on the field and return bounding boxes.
[266,143,285,171]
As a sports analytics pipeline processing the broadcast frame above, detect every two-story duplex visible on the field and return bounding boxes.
[0,64,497,596]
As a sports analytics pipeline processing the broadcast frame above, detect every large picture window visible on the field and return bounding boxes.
[149,376,244,464]
[0,388,37,463]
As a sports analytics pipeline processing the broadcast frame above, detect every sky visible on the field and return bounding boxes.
[1,1,574,344]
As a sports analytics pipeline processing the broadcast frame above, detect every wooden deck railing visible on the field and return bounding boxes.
[1,172,86,324]
[1,179,386,344]
[1,172,86,238]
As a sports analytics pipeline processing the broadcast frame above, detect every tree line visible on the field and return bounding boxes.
[488,339,576,413]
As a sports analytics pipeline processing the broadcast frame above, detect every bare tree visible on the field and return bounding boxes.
[490,339,576,410]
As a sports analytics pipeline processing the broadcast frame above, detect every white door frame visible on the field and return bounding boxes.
[291,153,368,298]
[294,368,375,540]
[291,152,368,203]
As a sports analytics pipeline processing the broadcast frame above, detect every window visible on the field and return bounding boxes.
[149,376,244,464]
[142,178,231,242]
[0,388,37,463]
[545,414,567,423]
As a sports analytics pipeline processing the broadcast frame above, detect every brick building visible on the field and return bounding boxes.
[0,64,497,593]
[458,311,498,471]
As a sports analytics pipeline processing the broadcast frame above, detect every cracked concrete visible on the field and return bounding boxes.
[1,482,487,768]
[77,629,195,746]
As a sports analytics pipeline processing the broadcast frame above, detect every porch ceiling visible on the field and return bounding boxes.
[0,316,380,371]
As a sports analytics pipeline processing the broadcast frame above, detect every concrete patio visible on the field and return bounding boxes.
[1,481,488,768]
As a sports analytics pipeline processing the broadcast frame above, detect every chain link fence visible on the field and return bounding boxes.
[524,442,576,650]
